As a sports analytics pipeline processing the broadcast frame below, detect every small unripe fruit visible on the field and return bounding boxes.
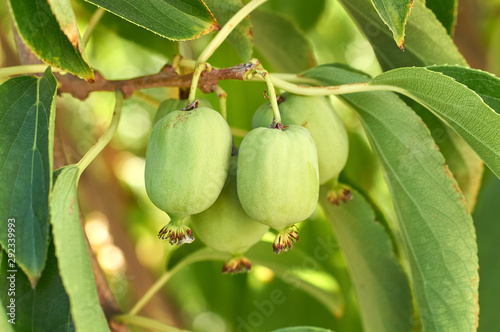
[145,106,232,245]
[153,99,213,126]
[237,125,319,253]
[253,94,351,204]
[190,157,269,273]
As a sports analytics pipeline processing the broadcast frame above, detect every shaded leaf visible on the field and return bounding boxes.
[271,327,334,332]
[251,10,316,72]
[50,165,108,331]
[0,241,74,331]
[370,0,413,49]
[264,0,326,31]
[339,0,466,70]
[305,64,479,331]
[425,0,457,35]
[319,187,412,332]
[7,0,94,80]
[370,66,500,178]
[204,0,253,61]
[473,172,500,331]
[0,68,57,285]
[84,0,220,41]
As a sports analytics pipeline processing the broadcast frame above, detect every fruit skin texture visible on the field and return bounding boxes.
[190,157,269,272]
[145,107,232,243]
[253,94,348,185]
[237,125,319,232]
[153,99,212,126]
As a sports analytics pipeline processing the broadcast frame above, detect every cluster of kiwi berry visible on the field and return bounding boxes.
[144,94,350,273]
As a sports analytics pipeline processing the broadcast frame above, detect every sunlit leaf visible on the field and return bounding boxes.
[50,165,108,331]
[305,64,479,331]
[370,66,500,178]
[204,0,253,61]
[0,68,57,285]
[84,0,220,41]
[7,0,94,80]
[339,0,466,70]
[370,0,413,49]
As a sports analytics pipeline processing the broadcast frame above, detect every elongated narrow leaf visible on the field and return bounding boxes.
[47,0,82,48]
[370,66,500,178]
[204,0,253,61]
[50,165,108,331]
[370,0,413,49]
[264,0,326,31]
[0,68,57,285]
[84,0,220,41]
[319,187,412,332]
[251,10,316,72]
[168,242,343,317]
[305,64,479,331]
[7,0,94,80]
[473,172,500,331]
[340,0,482,209]
[0,241,74,331]
[339,0,466,70]
[425,0,457,35]
[428,66,500,112]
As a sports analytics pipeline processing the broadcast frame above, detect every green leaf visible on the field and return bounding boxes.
[305,64,479,331]
[50,165,108,331]
[168,242,344,317]
[271,327,334,332]
[339,0,482,209]
[409,101,483,209]
[0,241,74,331]
[251,10,316,72]
[204,0,253,61]
[473,172,500,331]
[0,68,57,285]
[339,0,466,70]
[263,0,326,31]
[47,0,83,49]
[370,0,413,49]
[370,66,500,178]
[84,0,220,41]
[319,187,412,332]
[425,0,457,35]
[7,0,94,80]
[427,66,500,113]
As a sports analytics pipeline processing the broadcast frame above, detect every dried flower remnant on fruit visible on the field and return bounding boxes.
[222,257,252,274]
[273,226,299,254]
[158,224,194,245]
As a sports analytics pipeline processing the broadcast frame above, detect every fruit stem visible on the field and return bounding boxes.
[252,68,282,124]
[214,85,228,120]
[76,90,123,175]
[197,0,268,63]
[113,314,182,332]
[82,7,106,46]
[0,64,63,78]
[187,62,211,103]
